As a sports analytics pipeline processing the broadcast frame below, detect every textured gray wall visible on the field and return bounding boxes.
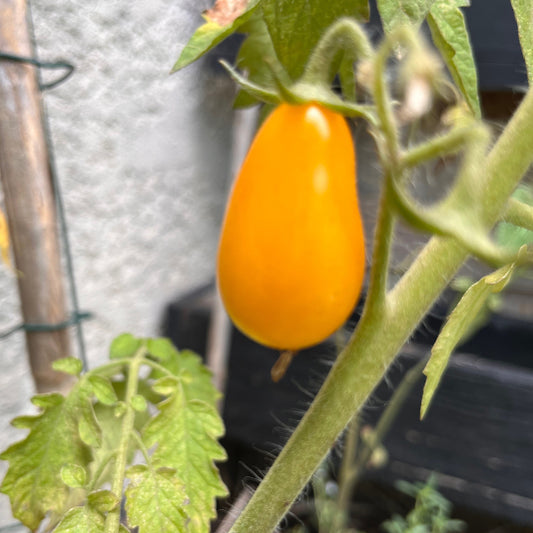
[0,0,234,525]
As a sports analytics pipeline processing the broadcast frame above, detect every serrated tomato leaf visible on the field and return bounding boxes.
[150,349,220,405]
[421,259,519,419]
[53,505,105,532]
[52,356,83,376]
[60,463,87,489]
[125,465,189,532]
[233,11,277,108]
[172,0,262,72]
[142,369,227,532]
[261,0,367,80]
[0,385,94,529]
[109,333,141,359]
[146,337,176,362]
[88,489,120,513]
[376,0,435,33]
[428,0,481,117]
[88,375,118,406]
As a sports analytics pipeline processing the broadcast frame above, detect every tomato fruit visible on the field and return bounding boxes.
[217,103,365,351]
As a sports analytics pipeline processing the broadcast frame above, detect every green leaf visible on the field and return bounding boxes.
[110,333,141,359]
[53,505,105,532]
[78,395,103,448]
[510,0,533,86]
[61,463,87,488]
[261,0,366,80]
[151,349,220,404]
[125,465,189,532]
[32,392,64,409]
[52,356,83,376]
[428,0,481,117]
[421,259,520,419]
[355,0,370,21]
[233,11,278,108]
[152,376,180,396]
[11,415,40,430]
[88,489,120,513]
[376,0,435,33]
[142,354,227,532]
[496,185,533,251]
[146,337,176,362]
[0,385,93,529]
[88,375,118,405]
[172,0,262,72]
[131,394,148,412]
[114,401,127,418]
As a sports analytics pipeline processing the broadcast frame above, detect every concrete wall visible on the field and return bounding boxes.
[0,0,235,525]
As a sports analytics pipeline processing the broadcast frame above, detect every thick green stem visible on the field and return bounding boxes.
[229,89,533,533]
[365,183,395,316]
[346,356,426,485]
[333,356,426,532]
[104,346,145,532]
[333,415,359,531]
[301,18,372,87]
[482,90,533,222]
[502,197,533,232]
[400,125,477,170]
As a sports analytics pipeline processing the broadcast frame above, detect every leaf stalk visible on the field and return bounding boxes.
[103,345,146,532]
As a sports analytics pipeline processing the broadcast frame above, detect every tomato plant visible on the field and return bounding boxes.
[174,2,533,531]
[217,102,365,351]
[1,0,533,532]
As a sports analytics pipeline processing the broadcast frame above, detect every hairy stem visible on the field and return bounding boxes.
[104,346,145,532]
[364,182,395,317]
[333,415,359,531]
[333,355,426,531]
[301,18,372,87]
[229,88,533,533]
[502,197,533,232]
[400,125,477,170]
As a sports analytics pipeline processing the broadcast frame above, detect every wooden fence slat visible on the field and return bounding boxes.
[0,0,72,392]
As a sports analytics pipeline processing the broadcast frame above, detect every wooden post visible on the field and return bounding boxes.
[0,0,73,392]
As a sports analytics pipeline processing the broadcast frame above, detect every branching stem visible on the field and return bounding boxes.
[103,345,146,533]
[300,18,372,87]
[400,125,477,170]
[140,357,177,378]
[229,88,533,533]
[502,197,533,232]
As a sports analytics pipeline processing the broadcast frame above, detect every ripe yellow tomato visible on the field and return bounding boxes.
[217,103,366,351]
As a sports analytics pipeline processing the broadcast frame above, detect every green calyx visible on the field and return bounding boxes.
[221,17,377,123]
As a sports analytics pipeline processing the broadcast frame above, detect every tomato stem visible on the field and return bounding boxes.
[299,18,372,91]
[103,345,146,533]
[270,351,297,382]
[333,356,426,531]
[228,81,533,533]
[502,198,533,233]
[364,181,395,317]
[399,124,479,170]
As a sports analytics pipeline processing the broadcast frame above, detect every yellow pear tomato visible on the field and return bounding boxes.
[217,102,366,351]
